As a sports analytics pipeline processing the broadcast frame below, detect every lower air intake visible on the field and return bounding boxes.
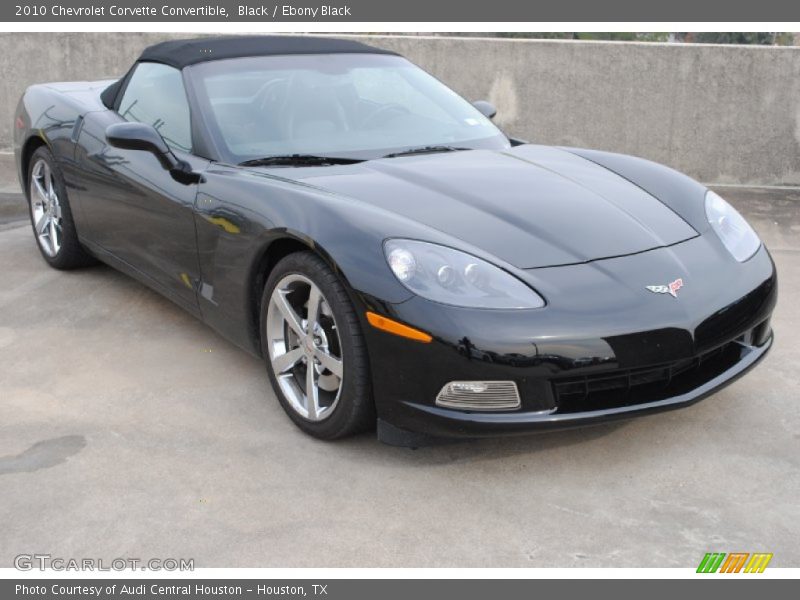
[435,381,521,411]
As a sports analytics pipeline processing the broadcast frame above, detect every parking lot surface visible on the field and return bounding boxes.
[0,174,798,567]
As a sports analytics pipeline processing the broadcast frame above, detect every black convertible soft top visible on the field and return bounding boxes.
[140,35,396,69]
[101,35,396,109]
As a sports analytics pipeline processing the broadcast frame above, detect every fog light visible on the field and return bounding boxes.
[435,381,521,411]
[451,382,488,393]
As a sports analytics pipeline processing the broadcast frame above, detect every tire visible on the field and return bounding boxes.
[260,251,374,439]
[26,146,96,269]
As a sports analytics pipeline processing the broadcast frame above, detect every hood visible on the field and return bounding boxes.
[283,144,698,269]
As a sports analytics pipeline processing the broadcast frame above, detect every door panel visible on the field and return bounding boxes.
[74,109,208,312]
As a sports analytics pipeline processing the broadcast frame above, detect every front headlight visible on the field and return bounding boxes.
[705,190,761,262]
[384,239,545,309]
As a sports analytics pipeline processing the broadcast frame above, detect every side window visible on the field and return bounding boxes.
[118,62,192,153]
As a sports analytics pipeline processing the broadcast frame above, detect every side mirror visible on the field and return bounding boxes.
[105,122,200,184]
[472,100,497,120]
[106,122,174,167]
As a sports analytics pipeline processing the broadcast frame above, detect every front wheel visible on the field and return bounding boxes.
[260,252,374,439]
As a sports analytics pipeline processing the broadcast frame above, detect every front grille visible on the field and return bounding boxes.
[552,341,743,414]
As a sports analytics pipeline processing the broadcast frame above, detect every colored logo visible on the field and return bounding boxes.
[646,278,684,298]
[697,552,773,573]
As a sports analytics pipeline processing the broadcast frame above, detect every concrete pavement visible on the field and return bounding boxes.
[0,179,798,567]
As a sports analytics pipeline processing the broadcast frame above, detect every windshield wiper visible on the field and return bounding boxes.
[382,145,470,159]
[239,154,363,167]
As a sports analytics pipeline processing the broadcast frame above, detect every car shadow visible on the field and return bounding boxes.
[335,420,631,465]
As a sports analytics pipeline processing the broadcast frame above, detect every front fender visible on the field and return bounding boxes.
[193,163,440,354]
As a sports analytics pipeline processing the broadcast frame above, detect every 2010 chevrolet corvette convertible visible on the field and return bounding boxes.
[14,36,776,444]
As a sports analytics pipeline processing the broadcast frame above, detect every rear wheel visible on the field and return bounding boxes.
[27,146,95,269]
[260,252,374,439]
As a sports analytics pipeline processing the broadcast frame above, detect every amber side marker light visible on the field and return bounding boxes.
[366,311,432,343]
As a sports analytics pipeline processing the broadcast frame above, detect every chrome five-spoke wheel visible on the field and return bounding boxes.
[29,158,63,257]
[266,274,344,421]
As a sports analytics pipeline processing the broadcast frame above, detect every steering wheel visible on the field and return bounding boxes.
[360,103,411,129]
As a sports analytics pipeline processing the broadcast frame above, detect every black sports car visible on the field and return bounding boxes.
[13,36,776,445]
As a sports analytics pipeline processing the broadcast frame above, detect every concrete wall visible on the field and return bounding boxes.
[1,33,798,185]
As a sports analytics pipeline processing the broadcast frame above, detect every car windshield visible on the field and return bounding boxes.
[188,53,510,163]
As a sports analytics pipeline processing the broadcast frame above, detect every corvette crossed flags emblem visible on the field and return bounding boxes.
[646,278,684,298]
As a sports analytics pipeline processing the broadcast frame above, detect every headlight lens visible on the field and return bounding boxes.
[384,239,545,309]
[705,190,761,262]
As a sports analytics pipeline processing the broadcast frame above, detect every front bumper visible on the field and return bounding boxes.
[376,335,771,443]
[358,237,777,443]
